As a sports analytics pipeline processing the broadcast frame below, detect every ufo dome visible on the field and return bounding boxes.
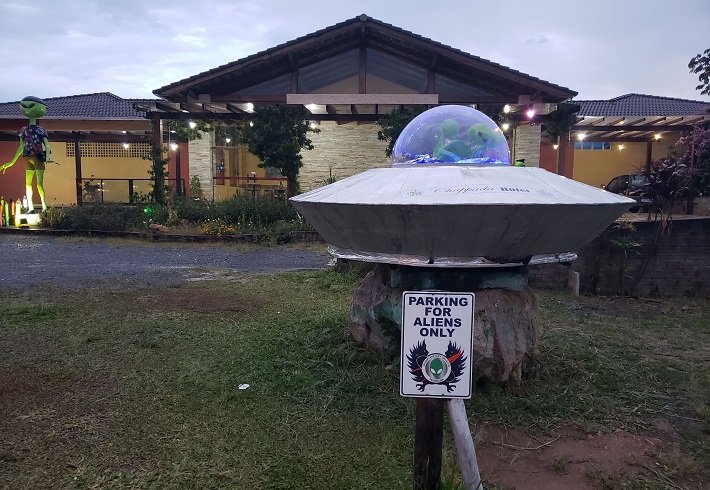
[391,105,510,166]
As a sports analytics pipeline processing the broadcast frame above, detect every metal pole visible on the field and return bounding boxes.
[447,399,484,490]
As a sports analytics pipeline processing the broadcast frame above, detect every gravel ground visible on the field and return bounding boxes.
[0,234,330,291]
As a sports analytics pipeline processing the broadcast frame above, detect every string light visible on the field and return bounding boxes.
[654,133,662,140]
[122,143,130,150]
[309,121,317,129]
[249,121,254,127]
[188,121,197,129]
[526,108,535,119]
[503,104,511,114]
[553,144,559,150]
[577,132,587,141]
[245,103,254,112]
[618,144,625,151]
[501,123,510,131]
[225,137,232,144]
[170,142,178,151]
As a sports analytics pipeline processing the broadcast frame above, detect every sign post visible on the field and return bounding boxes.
[401,291,475,489]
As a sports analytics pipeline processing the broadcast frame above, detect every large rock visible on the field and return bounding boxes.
[348,264,539,383]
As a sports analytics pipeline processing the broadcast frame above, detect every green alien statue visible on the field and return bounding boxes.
[0,96,52,212]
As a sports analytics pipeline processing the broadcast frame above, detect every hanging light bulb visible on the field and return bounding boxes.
[225,137,232,144]
[503,104,511,114]
[122,142,130,150]
[577,132,587,141]
[501,122,510,132]
[188,121,197,129]
[249,121,254,127]
[553,144,559,150]
[170,142,178,151]
[526,108,535,119]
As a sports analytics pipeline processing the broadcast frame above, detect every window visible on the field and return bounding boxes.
[574,141,611,150]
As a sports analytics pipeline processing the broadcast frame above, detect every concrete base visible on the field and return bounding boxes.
[348,264,539,384]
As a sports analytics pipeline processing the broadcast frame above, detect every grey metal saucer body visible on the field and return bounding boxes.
[291,166,635,268]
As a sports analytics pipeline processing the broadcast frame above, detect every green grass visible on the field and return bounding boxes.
[1,273,708,489]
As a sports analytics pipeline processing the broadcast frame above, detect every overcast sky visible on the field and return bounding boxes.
[1,0,708,103]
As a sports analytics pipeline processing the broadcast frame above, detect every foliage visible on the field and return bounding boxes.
[40,206,64,228]
[200,218,238,236]
[542,108,578,142]
[240,105,319,197]
[688,48,710,96]
[152,195,301,231]
[45,204,145,231]
[377,105,425,157]
[189,176,203,199]
[646,125,710,213]
[147,148,170,204]
[165,119,213,141]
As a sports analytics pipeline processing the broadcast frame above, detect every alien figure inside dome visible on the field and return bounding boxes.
[391,105,510,166]
[1,96,53,212]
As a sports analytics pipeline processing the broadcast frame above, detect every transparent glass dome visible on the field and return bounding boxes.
[391,105,511,166]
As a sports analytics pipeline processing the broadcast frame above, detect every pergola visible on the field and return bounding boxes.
[570,95,710,172]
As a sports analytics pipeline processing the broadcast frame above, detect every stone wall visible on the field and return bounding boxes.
[299,121,390,191]
[529,217,710,297]
[512,124,541,167]
[187,131,214,198]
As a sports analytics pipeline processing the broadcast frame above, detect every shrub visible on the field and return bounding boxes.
[47,204,145,231]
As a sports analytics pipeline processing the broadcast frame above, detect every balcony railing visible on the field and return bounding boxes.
[78,178,186,204]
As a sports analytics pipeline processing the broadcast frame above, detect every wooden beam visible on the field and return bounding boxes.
[0,131,151,142]
[74,139,83,204]
[572,124,695,132]
[211,95,288,103]
[226,103,245,113]
[148,111,380,122]
[286,93,438,105]
[0,119,150,132]
[359,33,367,94]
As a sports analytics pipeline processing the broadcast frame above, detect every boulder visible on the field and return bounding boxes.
[348,264,539,383]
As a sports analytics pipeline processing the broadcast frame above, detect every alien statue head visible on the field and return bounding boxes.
[20,96,47,121]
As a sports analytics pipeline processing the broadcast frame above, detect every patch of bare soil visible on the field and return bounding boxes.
[475,423,664,490]
[69,284,266,315]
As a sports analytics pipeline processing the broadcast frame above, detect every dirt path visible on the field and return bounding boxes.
[0,235,330,291]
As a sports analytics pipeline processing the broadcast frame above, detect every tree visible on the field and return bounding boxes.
[688,48,710,96]
[646,125,710,214]
[376,106,425,157]
[240,105,318,198]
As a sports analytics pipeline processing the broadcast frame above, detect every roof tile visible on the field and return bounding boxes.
[575,93,710,117]
[0,92,147,119]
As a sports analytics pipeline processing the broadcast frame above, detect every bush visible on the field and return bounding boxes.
[152,196,300,232]
[47,204,145,231]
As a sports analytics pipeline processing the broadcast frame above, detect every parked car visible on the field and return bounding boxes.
[603,173,653,212]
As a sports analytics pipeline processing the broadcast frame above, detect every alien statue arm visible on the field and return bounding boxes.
[0,137,26,174]
[43,136,51,163]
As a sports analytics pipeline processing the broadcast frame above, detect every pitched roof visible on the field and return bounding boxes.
[155,14,576,102]
[575,93,710,117]
[0,92,148,119]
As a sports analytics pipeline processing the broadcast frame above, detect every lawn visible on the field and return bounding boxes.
[0,270,708,489]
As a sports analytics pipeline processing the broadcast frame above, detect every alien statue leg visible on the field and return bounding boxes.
[24,169,35,212]
[35,169,47,211]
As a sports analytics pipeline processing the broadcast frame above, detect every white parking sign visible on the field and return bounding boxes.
[400,291,474,399]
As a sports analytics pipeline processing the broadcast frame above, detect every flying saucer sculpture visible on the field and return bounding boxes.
[291,106,634,267]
